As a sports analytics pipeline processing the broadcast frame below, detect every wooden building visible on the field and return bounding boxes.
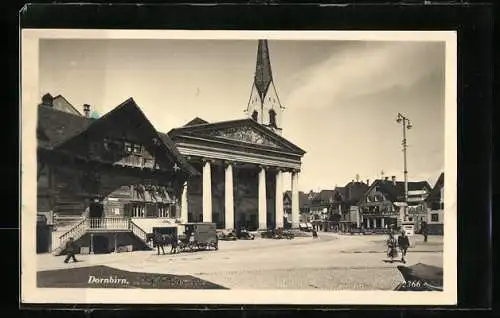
[37,96,198,254]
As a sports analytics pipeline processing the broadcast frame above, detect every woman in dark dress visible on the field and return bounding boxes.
[386,232,398,263]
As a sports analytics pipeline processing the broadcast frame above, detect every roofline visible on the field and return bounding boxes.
[52,94,83,116]
[53,97,199,177]
[168,118,306,155]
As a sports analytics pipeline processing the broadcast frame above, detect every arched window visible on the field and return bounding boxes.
[251,110,258,121]
[269,109,277,128]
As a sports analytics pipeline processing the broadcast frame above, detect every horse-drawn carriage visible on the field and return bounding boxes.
[146,222,218,254]
[178,222,219,252]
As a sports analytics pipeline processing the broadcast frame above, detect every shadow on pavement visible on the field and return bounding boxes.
[37,265,228,289]
[393,263,443,291]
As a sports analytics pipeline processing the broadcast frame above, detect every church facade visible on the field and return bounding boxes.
[169,40,306,231]
[36,39,305,254]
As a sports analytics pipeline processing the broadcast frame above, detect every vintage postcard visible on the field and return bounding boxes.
[21,30,457,305]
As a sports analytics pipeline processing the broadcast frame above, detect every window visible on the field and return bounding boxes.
[113,207,120,215]
[158,204,169,218]
[124,142,133,153]
[252,110,258,121]
[431,213,439,222]
[132,203,145,218]
[133,144,142,154]
[269,109,277,128]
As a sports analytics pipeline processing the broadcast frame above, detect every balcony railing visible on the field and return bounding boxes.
[56,217,149,253]
[115,155,156,169]
[87,217,129,230]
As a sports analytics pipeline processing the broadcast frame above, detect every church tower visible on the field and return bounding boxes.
[245,40,284,135]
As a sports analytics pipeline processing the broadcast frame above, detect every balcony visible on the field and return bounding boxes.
[114,155,156,169]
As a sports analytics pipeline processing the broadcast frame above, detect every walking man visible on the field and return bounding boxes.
[64,237,79,263]
[398,230,410,264]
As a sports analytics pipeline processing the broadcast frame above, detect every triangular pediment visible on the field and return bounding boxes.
[169,119,305,155]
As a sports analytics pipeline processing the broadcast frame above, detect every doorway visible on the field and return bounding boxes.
[89,201,104,218]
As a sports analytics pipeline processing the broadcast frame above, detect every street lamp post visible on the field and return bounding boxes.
[396,113,412,223]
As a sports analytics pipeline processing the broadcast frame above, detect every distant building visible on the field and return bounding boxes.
[425,173,444,235]
[283,191,311,225]
[336,180,370,231]
[357,176,432,232]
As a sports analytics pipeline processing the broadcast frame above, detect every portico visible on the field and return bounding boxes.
[167,119,305,230]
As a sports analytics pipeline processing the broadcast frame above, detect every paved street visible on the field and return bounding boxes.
[37,233,443,290]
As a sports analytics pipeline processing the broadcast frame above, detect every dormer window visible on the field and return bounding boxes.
[132,144,142,154]
[124,142,133,153]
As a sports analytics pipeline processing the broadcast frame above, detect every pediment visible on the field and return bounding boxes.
[172,119,305,155]
[204,125,282,148]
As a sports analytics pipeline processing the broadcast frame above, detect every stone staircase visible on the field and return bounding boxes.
[53,217,151,256]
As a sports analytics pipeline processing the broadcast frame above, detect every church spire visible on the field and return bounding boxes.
[254,40,273,102]
[246,39,284,135]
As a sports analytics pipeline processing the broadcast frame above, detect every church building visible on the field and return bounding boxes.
[36,40,306,254]
[168,40,306,231]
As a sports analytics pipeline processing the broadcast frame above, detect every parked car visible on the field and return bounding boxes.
[237,229,255,240]
[217,229,237,241]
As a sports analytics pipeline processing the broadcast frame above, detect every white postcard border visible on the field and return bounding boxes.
[21,29,457,305]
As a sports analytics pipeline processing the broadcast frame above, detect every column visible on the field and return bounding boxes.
[202,159,212,222]
[224,162,234,230]
[258,166,267,230]
[381,217,385,229]
[356,208,360,228]
[373,218,377,229]
[90,233,94,254]
[113,233,118,253]
[275,169,284,229]
[180,181,188,223]
[366,218,371,229]
[291,170,300,229]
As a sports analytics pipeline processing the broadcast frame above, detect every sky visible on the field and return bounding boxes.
[39,39,446,192]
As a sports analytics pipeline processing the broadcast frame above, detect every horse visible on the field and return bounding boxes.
[146,232,179,255]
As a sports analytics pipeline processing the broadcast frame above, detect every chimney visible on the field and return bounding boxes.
[366,179,370,186]
[391,176,396,186]
[384,177,389,182]
[83,104,91,118]
[41,93,53,107]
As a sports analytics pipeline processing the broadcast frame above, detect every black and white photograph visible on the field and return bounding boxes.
[21,30,457,305]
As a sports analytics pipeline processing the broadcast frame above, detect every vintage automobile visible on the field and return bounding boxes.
[260,228,294,240]
[236,229,255,240]
[217,229,237,241]
[178,222,219,251]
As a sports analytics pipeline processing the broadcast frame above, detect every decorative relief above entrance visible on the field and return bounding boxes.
[206,126,281,148]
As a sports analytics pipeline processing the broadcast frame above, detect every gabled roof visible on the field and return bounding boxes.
[37,105,93,149]
[359,179,432,204]
[426,173,444,203]
[168,118,306,155]
[37,97,199,177]
[184,117,208,127]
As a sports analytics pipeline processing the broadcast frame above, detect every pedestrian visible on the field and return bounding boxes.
[386,232,398,263]
[64,237,79,263]
[312,228,318,239]
[422,224,428,242]
[398,230,410,264]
